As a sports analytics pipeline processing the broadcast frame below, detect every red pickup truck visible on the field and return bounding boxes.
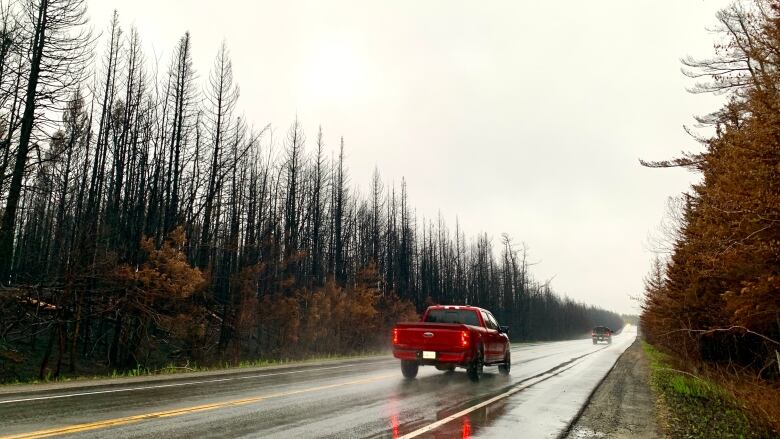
[392,305,511,381]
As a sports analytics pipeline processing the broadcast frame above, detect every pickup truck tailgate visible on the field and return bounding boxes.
[394,323,469,351]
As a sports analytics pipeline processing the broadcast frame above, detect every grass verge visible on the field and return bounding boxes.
[642,342,773,439]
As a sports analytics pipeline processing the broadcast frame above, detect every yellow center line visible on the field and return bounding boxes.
[1,373,394,439]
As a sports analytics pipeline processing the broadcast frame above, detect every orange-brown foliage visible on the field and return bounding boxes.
[642,0,780,430]
[111,227,207,364]
[247,264,417,358]
[114,227,205,302]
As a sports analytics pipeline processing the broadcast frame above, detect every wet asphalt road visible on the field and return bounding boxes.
[0,331,635,439]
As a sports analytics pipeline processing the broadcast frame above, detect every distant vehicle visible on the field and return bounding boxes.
[392,305,511,381]
[592,326,612,344]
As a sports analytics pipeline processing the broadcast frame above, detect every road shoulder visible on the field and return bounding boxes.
[565,338,661,439]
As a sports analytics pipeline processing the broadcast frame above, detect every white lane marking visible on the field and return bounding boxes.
[0,360,392,405]
[397,346,612,439]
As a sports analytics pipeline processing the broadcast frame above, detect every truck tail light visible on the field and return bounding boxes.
[461,330,470,348]
[393,328,399,345]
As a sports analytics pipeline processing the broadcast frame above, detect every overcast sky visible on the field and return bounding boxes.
[86,0,733,315]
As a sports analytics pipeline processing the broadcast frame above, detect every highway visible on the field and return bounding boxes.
[0,327,636,438]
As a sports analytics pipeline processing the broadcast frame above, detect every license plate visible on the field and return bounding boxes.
[422,351,436,359]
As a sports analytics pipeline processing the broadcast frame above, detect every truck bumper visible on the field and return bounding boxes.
[393,349,471,365]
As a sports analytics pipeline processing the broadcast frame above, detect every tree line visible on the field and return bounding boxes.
[0,0,622,381]
[641,0,780,428]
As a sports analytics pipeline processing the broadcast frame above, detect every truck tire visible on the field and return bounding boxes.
[467,347,484,382]
[498,351,511,375]
[592,339,597,345]
[401,360,419,379]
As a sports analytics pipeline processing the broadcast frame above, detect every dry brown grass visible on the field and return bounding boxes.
[712,368,780,434]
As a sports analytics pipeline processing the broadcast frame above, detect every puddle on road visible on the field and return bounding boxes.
[384,392,510,438]
[423,400,509,438]
[380,368,516,437]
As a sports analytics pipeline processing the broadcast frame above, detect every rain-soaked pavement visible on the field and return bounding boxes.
[0,327,636,439]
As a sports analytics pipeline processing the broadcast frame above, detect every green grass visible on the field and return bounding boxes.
[642,342,773,439]
[1,350,387,387]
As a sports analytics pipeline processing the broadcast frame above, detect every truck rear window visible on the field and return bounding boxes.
[424,309,480,326]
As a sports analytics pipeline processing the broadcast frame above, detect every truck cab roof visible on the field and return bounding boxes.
[425,305,488,313]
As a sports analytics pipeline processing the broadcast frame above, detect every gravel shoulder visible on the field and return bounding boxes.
[565,338,661,439]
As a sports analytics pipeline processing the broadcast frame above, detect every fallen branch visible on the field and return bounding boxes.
[659,326,780,346]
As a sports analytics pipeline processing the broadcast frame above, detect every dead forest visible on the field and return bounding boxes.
[0,1,622,381]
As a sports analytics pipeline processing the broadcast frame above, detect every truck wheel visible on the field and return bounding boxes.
[498,351,511,375]
[467,347,484,382]
[592,339,597,345]
[401,360,418,379]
